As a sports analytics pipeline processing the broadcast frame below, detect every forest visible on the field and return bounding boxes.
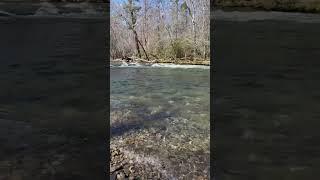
[110,0,210,63]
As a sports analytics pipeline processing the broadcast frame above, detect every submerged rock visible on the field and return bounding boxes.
[110,117,209,179]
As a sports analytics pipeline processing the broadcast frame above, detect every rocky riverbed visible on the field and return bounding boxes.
[110,117,210,179]
[110,66,210,179]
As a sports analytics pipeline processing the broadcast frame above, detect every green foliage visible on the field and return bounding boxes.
[172,38,193,58]
[156,38,192,59]
[181,1,192,17]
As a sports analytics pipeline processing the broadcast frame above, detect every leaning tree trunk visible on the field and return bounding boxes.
[134,31,150,61]
[128,0,141,58]
[133,29,142,58]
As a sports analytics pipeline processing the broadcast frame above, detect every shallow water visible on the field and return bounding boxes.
[214,12,320,180]
[110,65,210,178]
[0,15,106,179]
[111,66,209,133]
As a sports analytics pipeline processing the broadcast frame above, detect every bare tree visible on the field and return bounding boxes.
[111,0,209,61]
[122,0,142,58]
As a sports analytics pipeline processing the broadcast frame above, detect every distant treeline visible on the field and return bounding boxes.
[215,0,320,13]
[111,0,209,61]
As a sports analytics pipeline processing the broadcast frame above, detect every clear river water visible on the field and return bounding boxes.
[110,64,210,178]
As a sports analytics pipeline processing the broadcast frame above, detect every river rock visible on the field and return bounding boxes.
[116,171,125,180]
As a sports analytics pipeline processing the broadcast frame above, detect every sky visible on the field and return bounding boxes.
[112,0,126,4]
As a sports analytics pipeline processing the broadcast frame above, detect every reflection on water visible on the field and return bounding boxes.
[214,15,320,180]
[110,66,210,178]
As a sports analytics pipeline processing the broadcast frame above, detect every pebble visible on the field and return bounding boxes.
[123,167,130,176]
[156,133,162,140]
[116,172,125,180]
[129,166,134,173]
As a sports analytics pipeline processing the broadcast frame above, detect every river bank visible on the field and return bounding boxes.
[111,58,210,66]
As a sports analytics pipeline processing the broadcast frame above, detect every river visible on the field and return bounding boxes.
[110,64,210,179]
[2,4,318,180]
[0,8,107,179]
[214,10,320,180]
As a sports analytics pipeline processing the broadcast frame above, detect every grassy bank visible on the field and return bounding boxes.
[215,0,320,13]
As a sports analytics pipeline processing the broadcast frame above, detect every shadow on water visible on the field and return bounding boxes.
[110,109,177,137]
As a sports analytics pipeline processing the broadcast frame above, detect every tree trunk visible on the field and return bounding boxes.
[165,25,177,58]
[137,36,150,61]
[190,1,197,59]
[143,0,148,48]
[192,17,196,59]
[133,30,142,58]
[156,0,162,55]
